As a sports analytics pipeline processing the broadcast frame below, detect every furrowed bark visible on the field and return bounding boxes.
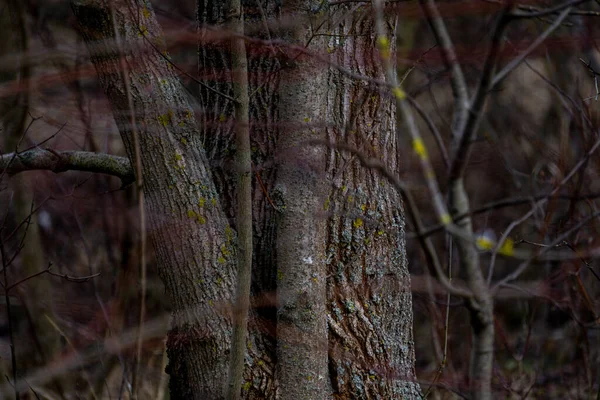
[324,9,421,398]
[71,1,236,398]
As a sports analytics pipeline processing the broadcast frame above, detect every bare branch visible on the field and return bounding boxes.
[492,7,572,88]
[511,0,588,18]
[418,0,469,137]
[0,149,135,187]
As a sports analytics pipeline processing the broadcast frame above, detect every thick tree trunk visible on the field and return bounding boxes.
[323,13,421,399]
[72,1,237,398]
[198,1,421,398]
[73,0,421,398]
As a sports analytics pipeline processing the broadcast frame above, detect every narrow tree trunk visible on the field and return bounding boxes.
[226,0,253,397]
[274,2,329,397]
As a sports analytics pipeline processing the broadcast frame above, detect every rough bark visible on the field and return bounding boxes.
[71,1,236,398]
[198,1,421,398]
[72,0,421,398]
[323,11,421,398]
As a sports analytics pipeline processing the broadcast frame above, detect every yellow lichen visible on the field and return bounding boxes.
[221,244,230,256]
[198,198,206,207]
[187,210,196,218]
[197,215,206,225]
[158,110,174,126]
[225,226,233,243]
[353,218,363,228]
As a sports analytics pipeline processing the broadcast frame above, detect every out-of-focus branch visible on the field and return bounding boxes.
[492,7,572,88]
[449,8,510,181]
[0,149,135,186]
[418,0,469,137]
[511,0,588,18]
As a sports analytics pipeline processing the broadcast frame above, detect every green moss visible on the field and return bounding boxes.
[221,244,230,256]
[217,256,226,264]
[242,382,251,391]
[158,110,174,126]
[225,226,233,243]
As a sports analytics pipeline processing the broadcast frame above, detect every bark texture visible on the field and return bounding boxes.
[198,1,420,398]
[72,1,236,398]
[73,0,421,398]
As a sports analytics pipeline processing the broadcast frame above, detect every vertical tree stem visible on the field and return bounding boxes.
[226,0,252,398]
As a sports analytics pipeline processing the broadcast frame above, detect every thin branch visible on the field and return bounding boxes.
[492,7,572,88]
[511,0,589,18]
[413,191,600,238]
[449,8,510,181]
[418,0,469,137]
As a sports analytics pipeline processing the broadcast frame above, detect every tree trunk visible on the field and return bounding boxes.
[72,1,237,398]
[73,0,421,398]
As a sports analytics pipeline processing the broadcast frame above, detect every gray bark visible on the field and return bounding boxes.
[72,0,421,398]
[72,1,237,398]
